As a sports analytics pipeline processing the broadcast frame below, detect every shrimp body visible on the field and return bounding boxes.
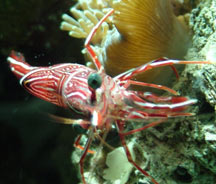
[7,9,211,184]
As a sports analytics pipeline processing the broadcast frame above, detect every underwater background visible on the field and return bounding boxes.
[0,0,216,184]
[0,0,82,184]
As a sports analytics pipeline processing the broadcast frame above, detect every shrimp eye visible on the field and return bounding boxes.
[88,73,102,89]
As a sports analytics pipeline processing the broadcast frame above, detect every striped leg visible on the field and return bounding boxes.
[127,80,178,95]
[126,91,197,113]
[84,9,114,71]
[132,98,197,112]
[79,128,94,184]
[74,135,95,154]
[117,59,211,81]
[136,91,190,103]
[48,114,95,154]
[116,120,159,184]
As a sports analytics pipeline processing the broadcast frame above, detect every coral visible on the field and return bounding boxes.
[60,0,115,45]
[60,0,118,69]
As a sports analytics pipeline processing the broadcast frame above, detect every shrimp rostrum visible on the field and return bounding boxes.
[7,9,211,184]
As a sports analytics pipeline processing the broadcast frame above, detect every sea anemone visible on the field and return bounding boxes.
[60,0,191,85]
[105,0,191,79]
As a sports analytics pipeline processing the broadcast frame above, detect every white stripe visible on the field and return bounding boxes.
[51,63,76,69]
[66,91,87,100]
[23,75,59,84]
[150,60,179,67]
[62,69,87,95]
[19,68,49,86]
[7,57,34,71]
[138,65,147,71]
[35,85,55,91]
[92,110,98,126]
[114,68,134,79]
[130,111,146,118]
[72,76,87,83]
[11,68,25,77]
[135,99,197,109]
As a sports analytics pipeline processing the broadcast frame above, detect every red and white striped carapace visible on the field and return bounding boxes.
[7,9,211,184]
